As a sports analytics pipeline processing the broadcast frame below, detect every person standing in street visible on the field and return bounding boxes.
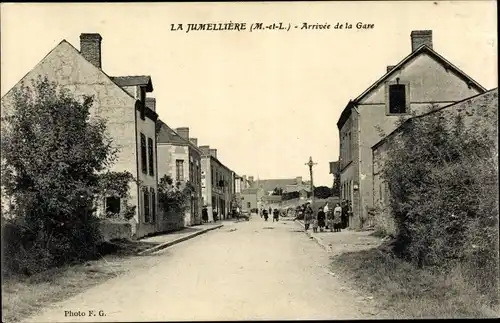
[304,204,313,231]
[202,207,208,223]
[341,200,348,229]
[334,203,342,232]
[317,207,326,232]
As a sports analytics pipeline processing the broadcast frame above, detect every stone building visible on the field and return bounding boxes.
[156,121,202,227]
[0,33,160,239]
[250,177,311,195]
[372,88,498,236]
[336,30,486,230]
[200,146,234,221]
[241,187,265,213]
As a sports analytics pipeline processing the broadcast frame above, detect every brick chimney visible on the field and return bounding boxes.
[248,176,254,182]
[199,145,210,156]
[145,98,156,112]
[189,137,198,147]
[411,30,433,52]
[175,127,189,140]
[80,33,102,69]
[209,148,217,159]
[296,176,303,184]
[386,65,395,73]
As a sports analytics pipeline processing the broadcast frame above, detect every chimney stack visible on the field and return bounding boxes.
[189,138,198,147]
[296,176,303,184]
[209,148,217,159]
[199,145,210,156]
[175,127,189,140]
[386,65,395,73]
[411,30,433,52]
[145,98,156,111]
[248,176,254,182]
[80,33,102,69]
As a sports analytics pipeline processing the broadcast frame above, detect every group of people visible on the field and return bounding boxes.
[298,200,352,233]
[260,207,281,222]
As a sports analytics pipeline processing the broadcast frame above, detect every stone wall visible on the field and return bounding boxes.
[372,89,498,236]
[99,218,132,242]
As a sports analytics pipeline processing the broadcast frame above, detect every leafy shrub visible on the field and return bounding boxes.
[381,101,498,302]
[1,77,118,275]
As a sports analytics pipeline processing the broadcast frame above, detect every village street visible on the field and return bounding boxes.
[23,217,384,322]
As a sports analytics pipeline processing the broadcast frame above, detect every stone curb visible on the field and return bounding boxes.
[138,224,224,256]
[294,220,333,252]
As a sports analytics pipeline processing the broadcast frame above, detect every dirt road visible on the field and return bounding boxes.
[24,217,382,322]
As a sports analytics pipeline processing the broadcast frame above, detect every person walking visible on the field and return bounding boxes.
[317,207,326,232]
[333,203,342,232]
[341,200,348,229]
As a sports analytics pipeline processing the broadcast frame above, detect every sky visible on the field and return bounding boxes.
[1,1,497,186]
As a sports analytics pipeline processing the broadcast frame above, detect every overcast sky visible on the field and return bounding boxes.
[1,1,497,186]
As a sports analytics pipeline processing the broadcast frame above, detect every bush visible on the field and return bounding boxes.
[381,104,498,302]
[1,77,118,276]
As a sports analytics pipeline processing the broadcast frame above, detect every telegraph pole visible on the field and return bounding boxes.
[305,156,317,220]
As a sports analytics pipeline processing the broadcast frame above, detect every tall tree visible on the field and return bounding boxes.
[1,76,120,270]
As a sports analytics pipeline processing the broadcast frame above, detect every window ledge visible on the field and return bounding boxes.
[386,112,411,116]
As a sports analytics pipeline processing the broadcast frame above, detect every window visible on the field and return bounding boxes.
[211,167,215,186]
[150,188,156,223]
[247,202,251,208]
[189,161,194,183]
[144,188,150,223]
[105,196,121,215]
[176,160,184,181]
[140,133,147,174]
[349,132,352,161]
[389,84,407,114]
[148,137,154,176]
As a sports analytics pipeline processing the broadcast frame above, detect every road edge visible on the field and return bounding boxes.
[294,220,333,252]
[138,224,224,256]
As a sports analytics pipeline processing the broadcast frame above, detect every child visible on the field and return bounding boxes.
[312,218,319,233]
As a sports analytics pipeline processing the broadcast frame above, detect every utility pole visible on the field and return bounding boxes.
[305,156,317,220]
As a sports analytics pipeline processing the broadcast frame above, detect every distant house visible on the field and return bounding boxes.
[372,88,498,236]
[156,121,202,228]
[336,30,486,230]
[200,146,234,221]
[250,176,311,195]
[0,33,159,239]
[241,187,265,212]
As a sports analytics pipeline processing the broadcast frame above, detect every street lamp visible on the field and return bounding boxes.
[305,156,317,228]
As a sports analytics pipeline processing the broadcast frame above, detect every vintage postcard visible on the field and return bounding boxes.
[1,1,498,322]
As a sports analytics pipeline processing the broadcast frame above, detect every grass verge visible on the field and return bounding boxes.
[330,246,499,319]
[1,239,159,323]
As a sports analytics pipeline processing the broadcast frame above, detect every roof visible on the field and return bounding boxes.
[371,88,499,150]
[156,119,202,153]
[110,75,153,92]
[329,161,340,174]
[241,188,260,194]
[250,178,305,193]
[337,45,487,129]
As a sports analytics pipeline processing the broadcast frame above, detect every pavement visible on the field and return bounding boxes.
[137,222,225,255]
[294,219,384,254]
[23,216,385,322]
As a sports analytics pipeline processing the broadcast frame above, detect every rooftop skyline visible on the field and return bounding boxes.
[1,2,497,186]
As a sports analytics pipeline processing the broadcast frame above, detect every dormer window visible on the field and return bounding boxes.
[386,81,410,115]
